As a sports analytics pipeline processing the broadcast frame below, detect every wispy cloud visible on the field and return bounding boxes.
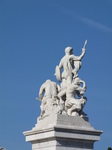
[51,4,112,33]
[79,16,112,33]
[69,10,112,33]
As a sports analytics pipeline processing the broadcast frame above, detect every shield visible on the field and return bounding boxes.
[55,66,61,82]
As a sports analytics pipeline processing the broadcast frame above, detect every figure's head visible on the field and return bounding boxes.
[46,79,51,83]
[73,77,81,85]
[65,47,73,55]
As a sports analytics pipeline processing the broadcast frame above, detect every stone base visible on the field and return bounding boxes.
[23,114,102,150]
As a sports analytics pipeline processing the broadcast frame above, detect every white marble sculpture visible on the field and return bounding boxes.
[24,40,103,150]
[37,40,87,119]
[65,77,87,117]
[37,79,60,120]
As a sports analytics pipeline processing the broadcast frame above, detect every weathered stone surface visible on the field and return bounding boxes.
[33,114,92,130]
[23,114,102,150]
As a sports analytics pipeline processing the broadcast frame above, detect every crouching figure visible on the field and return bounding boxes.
[65,77,87,117]
[38,80,60,119]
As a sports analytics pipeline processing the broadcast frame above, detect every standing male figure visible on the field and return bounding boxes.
[55,45,86,112]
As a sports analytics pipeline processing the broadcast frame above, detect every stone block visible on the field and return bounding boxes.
[23,114,102,150]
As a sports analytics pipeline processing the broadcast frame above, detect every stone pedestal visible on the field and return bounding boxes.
[23,114,102,150]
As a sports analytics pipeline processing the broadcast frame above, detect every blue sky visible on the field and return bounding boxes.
[0,0,112,150]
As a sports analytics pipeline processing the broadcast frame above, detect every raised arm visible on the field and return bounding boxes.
[80,79,86,91]
[78,40,87,60]
[70,48,85,61]
[70,40,87,61]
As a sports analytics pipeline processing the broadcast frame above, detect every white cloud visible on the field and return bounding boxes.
[52,4,112,33]
[79,16,112,33]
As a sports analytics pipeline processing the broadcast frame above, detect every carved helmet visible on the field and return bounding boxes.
[65,47,73,55]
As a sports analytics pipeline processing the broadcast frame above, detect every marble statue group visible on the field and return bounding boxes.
[24,40,102,150]
[37,40,87,120]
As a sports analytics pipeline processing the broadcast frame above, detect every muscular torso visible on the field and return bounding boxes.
[59,55,73,79]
